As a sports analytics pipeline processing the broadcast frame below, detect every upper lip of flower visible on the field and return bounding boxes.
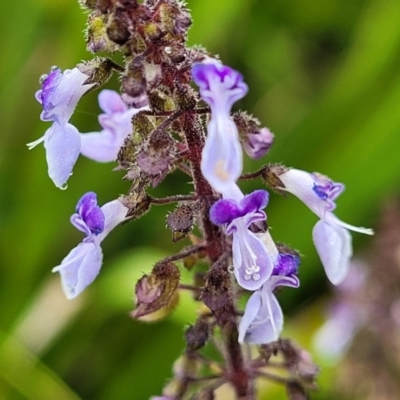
[191,60,248,195]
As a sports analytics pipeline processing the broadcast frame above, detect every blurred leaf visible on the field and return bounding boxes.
[0,331,80,400]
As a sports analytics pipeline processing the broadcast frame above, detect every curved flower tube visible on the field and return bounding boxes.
[278,169,373,284]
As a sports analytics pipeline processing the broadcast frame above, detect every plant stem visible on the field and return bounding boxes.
[182,112,253,399]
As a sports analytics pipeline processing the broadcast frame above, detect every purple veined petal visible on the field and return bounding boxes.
[313,219,352,285]
[36,68,62,107]
[98,89,127,115]
[52,241,103,299]
[80,130,121,162]
[272,253,300,277]
[75,192,105,235]
[76,191,97,213]
[210,198,243,225]
[239,190,269,216]
[201,117,243,194]
[97,199,129,242]
[209,182,244,226]
[232,225,273,290]
[239,287,284,344]
[44,122,81,189]
[39,67,94,125]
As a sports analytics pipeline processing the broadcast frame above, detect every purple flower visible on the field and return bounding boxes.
[210,186,274,290]
[80,90,149,162]
[239,253,300,344]
[278,169,373,285]
[192,60,248,194]
[243,127,274,160]
[28,67,94,188]
[52,192,128,299]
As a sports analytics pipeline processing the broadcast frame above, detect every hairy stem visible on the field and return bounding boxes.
[182,112,253,399]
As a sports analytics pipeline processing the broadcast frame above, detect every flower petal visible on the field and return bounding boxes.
[240,190,269,216]
[239,289,283,344]
[97,199,128,242]
[279,169,326,217]
[98,89,127,114]
[238,290,262,343]
[80,131,121,162]
[200,117,243,194]
[313,219,352,285]
[39,67,93,124]
[44,122,81,188]
[210,198,242,225]
[52,241,103,299]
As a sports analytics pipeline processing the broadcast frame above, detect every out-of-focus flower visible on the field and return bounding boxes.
[313,262,367,361]
[210,185,274,290]
[278,169,373,284]
[239,253,300,344]
[81,90,148,162]
[28,67,94,188]
[52,192,128,299]
[192,60,247,195]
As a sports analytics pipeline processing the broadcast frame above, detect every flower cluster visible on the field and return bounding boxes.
[192,59,373,344]
[30,1,376,396]
[31,21,372,355]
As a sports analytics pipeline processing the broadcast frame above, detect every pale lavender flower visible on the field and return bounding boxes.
[243,127,274,160]
[28,67,94,188]
[239,253,300,344]
[191,60,248,194]
[80,90,149,162]
[313,263,367,360]
[278,169,373,285]
[210,185,274,290]
[52,192,128,299]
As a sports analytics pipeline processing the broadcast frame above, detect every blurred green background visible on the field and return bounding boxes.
[1,0,399,398]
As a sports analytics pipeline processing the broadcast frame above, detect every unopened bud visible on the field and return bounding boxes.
[185,319,210,351]
[166,204,194,242]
